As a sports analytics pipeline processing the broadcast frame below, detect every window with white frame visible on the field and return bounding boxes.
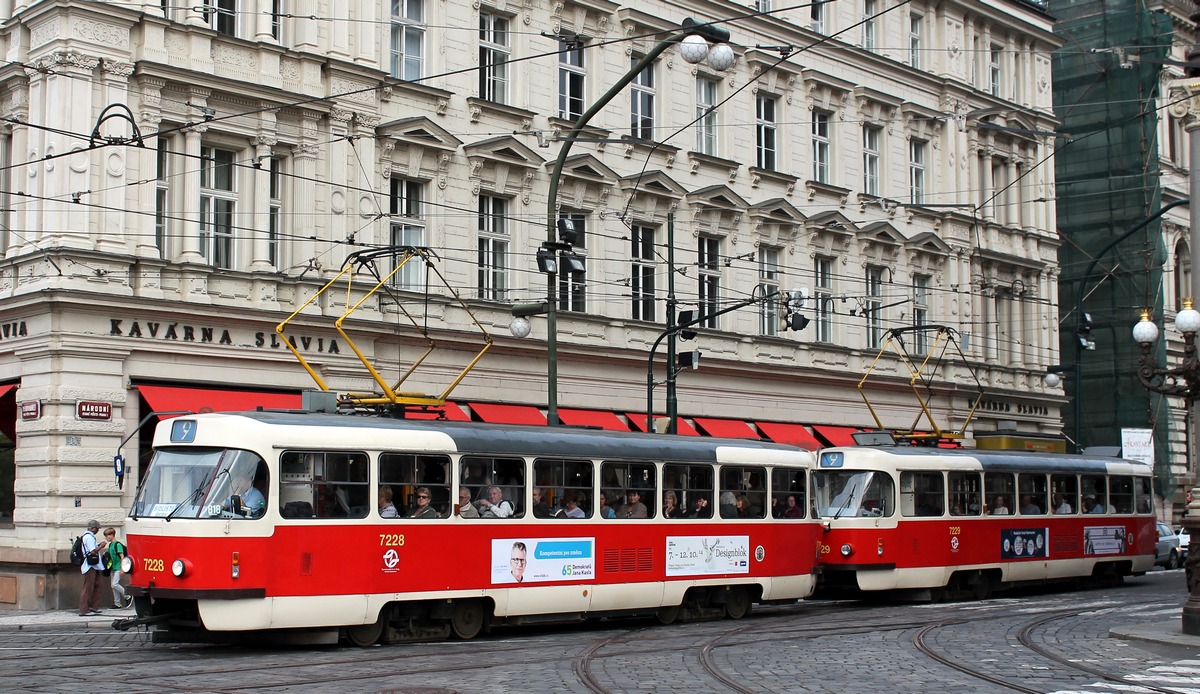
[631,59,655,140]
[862,0,876,51]
[559,40,585,120]
[558,211,587,311]
[199,145,236,269]
[698,235,721,328]
[391,0,425,81]
[909,14,922,69]
[756,95,777,171]
[989,43,1002,97]
[271,0,283,41]
[477,195,508,301]
[863,124,880,197]
[479,12,510,104]
[696,77,717,155]
[205,0,236,36]
[390,177,426,290]
[812,110,831,184]
[909,139,926,205]
[268,157,283,267]
[155,138,170,258]
[811,0,825,33]
[913,274,930,354]
[631,224,656,321]
[759,247,781,336]
[755,0,771,11]
[866,265,885,348]
[814,255,833,342]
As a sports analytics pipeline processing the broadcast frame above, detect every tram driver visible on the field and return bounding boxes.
[223,460,266,519]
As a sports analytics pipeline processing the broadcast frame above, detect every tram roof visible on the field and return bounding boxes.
[179,410,811,464]
[819,445,1151,474]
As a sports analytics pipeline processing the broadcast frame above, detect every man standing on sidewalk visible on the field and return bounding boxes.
[78,520,107,617]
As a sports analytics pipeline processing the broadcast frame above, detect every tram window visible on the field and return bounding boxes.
[718,466,766,519]
[665,463,714,519]
[984,473,1015,515]
[1134,477,1153,514]
[461,455,526,518]
[379,453,452,518]
[278,451,370,519]
[601,462,655,519]
[1109,476,1133,514]
[1081,475,1107,513]
[1050,474,1078,514]
[947,471,981,516]
[770,468,806,519]
[1017,473,1048,515]
[901,472,944,517]
[533,458,593,518]
[813,470,894,517]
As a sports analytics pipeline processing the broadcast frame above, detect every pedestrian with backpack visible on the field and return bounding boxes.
[102,527,132,610]
[77,519,108,617]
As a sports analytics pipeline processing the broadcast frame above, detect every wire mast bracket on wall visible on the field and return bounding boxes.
[276,246,493,413]
[858,325,984,445]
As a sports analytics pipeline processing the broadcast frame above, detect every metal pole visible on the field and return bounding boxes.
[665,213,678,434]
[1183,93,1200,636]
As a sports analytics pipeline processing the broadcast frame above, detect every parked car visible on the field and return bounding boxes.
[1178,525,1190,562]
[1156,522,1182,569]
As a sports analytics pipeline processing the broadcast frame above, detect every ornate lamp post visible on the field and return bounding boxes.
[1132,299,1200,634]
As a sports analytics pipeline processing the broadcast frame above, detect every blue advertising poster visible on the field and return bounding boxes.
[1000,528,1048,559]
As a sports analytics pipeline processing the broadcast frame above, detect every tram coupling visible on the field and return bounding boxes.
[111,612,180,632]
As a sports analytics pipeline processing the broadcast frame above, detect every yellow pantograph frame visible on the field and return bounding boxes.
[276,247,493,408]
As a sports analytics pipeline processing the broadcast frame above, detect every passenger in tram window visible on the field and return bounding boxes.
[967,496,981,514]
[719,491,739,519]
[1019,495,1041,515]
[744,473,766,516]
[409,487,439,519]
[990,496,1010,515]
[1052,493,1073,514]
[598,491,617,519]
[689,495,712,519]
[457,488,480,518]
[563,491,586,518]
[662,491,683,518]
[784,495,804,519]
[531,487,552,518]
[1084,494,1106,513]
[477,485,515,518]
[950,502,965,516]
[620,490,648,519]
[379,486,398,518]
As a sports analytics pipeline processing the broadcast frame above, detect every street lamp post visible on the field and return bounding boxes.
[538,18,734,426]
[1132,300,1200,635]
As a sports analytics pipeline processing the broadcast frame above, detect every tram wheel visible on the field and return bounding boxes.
[345,616,384,648]
[971,575,993,601]
[656,604,681,625]
[450,599,485,640]
[723,587,751,620]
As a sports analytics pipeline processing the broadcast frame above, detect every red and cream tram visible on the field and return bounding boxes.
[812,446,1157,599]
[120,410,818,645]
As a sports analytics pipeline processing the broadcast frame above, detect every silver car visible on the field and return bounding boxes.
[1156,522,1181,570]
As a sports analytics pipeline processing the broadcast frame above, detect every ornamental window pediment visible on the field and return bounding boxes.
[905,231,952,274]
[619,169,684,224]
[802,68,853,112]
[806,210,856,254]
[465,135,546,201]
[749,197,804,248]
[687,184,746,236]
[550,153,616,211]
[857,221,904,266]
[555,0,618,36]
[854,86,902,127]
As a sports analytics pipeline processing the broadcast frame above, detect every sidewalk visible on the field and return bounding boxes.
[0,603,136,630]
[1110,621,1200,649]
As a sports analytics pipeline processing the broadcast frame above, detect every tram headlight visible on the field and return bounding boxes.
[120,555,134,575]
[171,558,192,578]
[877,538,885,556]
[840,543,853,557]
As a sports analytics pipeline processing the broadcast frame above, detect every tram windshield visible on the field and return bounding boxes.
[131,447,267,520]
[813,470,894,518]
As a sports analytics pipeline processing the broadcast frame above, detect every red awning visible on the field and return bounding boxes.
[692,417,759,439]
[469,402,547,426]
[812,424,858,447]
[138,385,303,419]
[625,413,700,436]
[558,408,630,431]
[0,384,14,399]
[402,402,470,421]
[756,421,822,450]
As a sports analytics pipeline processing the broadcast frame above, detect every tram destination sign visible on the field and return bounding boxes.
[76,401,112,421]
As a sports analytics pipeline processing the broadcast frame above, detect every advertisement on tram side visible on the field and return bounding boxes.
[490,537,595,584]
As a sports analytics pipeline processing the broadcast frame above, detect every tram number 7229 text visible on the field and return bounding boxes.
[379,534,405,547]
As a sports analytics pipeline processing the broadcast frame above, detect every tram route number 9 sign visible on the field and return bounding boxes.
[490,537,595,584]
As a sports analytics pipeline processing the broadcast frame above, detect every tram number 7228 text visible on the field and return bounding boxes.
[142,557,165,572]
[379,534,405,547]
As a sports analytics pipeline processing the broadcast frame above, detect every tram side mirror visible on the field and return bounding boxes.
[231,494,242,516]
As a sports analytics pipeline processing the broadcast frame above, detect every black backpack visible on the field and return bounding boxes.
[69,535,85,567]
